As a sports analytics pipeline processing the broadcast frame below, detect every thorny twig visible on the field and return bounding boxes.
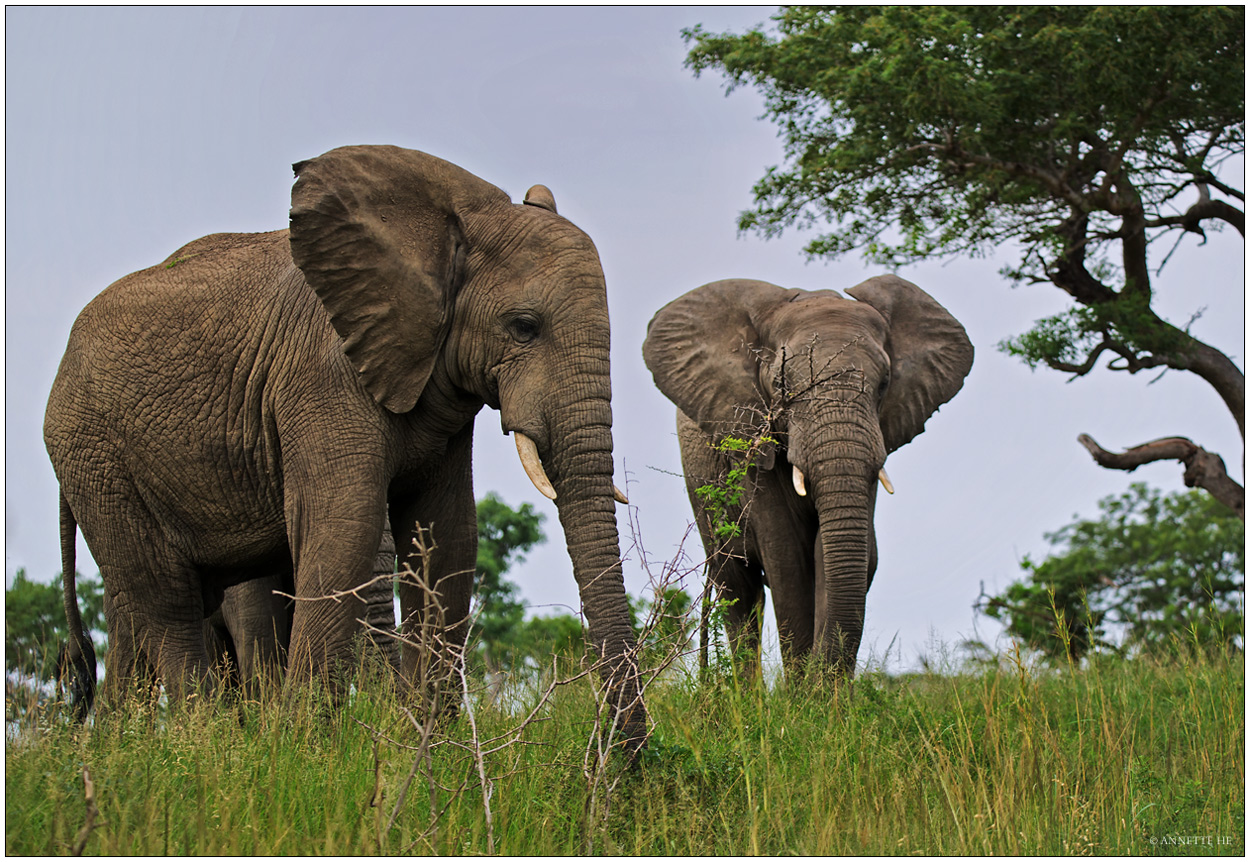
[458,638,495,854]
[578,502,707,851]
[355,485,713,854]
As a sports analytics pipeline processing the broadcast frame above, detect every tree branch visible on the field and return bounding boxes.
[1144,183,1246,238]
[1198,172,1245,203]
[71,768,102,856]
[1077,434,1245,520]
[1047,337,1173,379]
[1046,213,1120,305]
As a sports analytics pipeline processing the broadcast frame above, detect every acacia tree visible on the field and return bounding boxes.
[977,484,1244,663]
[473,492,547,669]
[685,6,1244,516]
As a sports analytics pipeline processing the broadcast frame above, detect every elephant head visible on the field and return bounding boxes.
[643,276,973,676]
[287,145,643,746]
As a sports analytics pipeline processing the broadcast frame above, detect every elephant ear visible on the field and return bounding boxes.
[643,279,791,459]
[289,145,509,413]
[847,274,974,454]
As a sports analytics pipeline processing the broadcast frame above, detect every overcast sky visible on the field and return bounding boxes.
[5,7,1244,672]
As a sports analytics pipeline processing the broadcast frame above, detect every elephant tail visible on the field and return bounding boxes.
[56,491,97,720]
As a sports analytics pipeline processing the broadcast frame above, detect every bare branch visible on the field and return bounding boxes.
[1145,185,1246,237]
[1077,434,1245,519]
[71,767,102,856]
[1199,172,1246,203]
[1047,338,1169,379]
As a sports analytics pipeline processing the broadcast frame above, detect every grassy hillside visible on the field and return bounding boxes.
[5,650,1244,855]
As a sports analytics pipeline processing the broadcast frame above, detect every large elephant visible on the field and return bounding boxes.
[643,276,973,679]
[46,145,645,750]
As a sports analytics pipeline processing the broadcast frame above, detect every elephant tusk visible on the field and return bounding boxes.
[792,465,891,495]
[879,468,895,495]
[792,465,807,497]
[514,432,557,501]
[614,485,629,505]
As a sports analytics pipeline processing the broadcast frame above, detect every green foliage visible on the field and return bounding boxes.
[694,435,776,540]
[684,7,1244,380]
[5,651,1243,854]
[999,307,1109,371]
[5,569,105,683]
[509,613,584,666]
[999,294,1190,371]
[684,6,1242,267]
[472,492,547,669]
[981,484,1244,663]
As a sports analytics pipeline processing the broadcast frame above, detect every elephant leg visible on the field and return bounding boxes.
[220,572,292,695]
[144,566,217,705]
[68,467,214,709]
[100,587,157,711]
[283,467,389,698]
[748,471,818,680]
[392,421,476,708]
[98,555,213,707]
[203,609,241,689]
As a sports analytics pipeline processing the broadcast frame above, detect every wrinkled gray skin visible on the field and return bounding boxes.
[47,145,645,750]
[204,573,292,691]
[205,525,397,692]
[644,277,973,679]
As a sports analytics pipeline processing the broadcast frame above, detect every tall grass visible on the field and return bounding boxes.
[6,648,1243,855]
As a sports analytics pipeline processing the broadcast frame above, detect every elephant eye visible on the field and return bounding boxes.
[506,313,542,344]
[876,375,891,401]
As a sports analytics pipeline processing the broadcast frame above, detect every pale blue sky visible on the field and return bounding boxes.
[6,7,1244,671]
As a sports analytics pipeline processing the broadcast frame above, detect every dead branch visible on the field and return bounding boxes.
[1077,434,1245,519]
[1145,183,1246,237]
[272,571,398,605]
[71,767,101,856]
[456,638,495,855]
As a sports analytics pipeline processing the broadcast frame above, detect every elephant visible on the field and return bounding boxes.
[203,523,399,692]
[46,144,646,750]
[203,573,292,692]
[643,276,973,679]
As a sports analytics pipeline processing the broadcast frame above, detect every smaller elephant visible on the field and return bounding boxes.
[643,276,973,679]
[205,526,398,694]
[204,573,291,692]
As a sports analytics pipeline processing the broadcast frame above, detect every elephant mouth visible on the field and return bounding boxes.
[511,430,628,505]
[792,463,895,496]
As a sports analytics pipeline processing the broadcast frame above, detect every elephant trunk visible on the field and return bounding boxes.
[545,395,647,756]
[808,422,881,678]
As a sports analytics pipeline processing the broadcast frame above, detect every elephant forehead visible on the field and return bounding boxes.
[469,205,599,264]
[764,292,888,348]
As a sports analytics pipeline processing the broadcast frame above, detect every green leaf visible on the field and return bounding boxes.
[979,484,1244,663]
